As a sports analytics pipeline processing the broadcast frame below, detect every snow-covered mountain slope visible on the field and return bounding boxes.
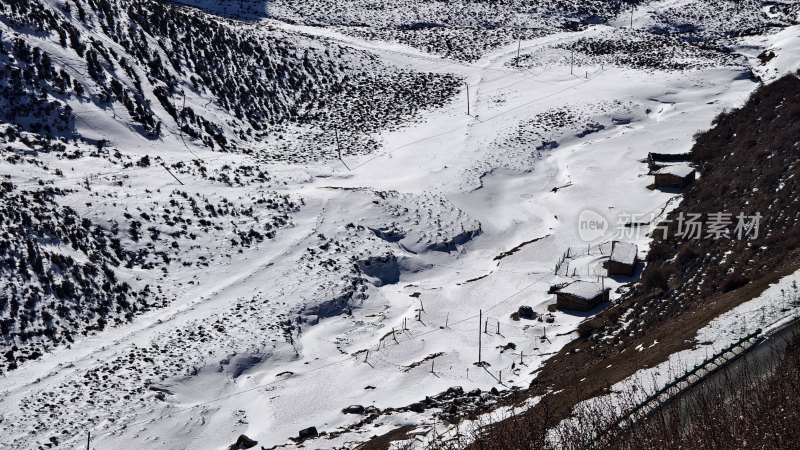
[0,0,799,449]
[267,0,639,62]
[265,0,800,63]
[1,0,459,155]
[0,0,465,371]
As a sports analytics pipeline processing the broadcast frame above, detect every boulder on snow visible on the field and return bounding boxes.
[342,405,366,415]
[298,427,318,440]
[517,305,536,320]
[228,434,258,450]
[446,386,464,397]
[408,402,426,413]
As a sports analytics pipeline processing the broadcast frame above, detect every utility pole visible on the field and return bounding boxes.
[465,82,470,116]
[335,128,341,160]
[516,33,521,65]
[571,48,574,75]
[87,432,91,450]
[630,7,634,29]
[178,89,186,140]
[478,309,482,364]
[334,128,351,171]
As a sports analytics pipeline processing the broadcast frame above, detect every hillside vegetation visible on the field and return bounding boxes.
[1,0,459,155]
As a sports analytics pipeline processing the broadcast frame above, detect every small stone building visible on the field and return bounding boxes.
[555,281,610,312]
[653,165,695,189]
[607,241,638,276]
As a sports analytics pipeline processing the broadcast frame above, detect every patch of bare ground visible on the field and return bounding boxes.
[355,425,416,450]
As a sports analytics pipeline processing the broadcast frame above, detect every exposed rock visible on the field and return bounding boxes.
[228,434,258,450]
[536,140,559,151]
[409,402,426,413]
[517,305,536,320]
[446,386,464,397]
[369,226,405,243]
[342,405,366,415]
[426,228,481,252]
[500,342,517,352]
[298,427,318,440]
[356,253,400,286]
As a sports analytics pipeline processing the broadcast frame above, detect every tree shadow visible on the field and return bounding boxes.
[169,0,271,21]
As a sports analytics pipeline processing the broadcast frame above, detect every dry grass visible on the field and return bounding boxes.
[450,331,800,450]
